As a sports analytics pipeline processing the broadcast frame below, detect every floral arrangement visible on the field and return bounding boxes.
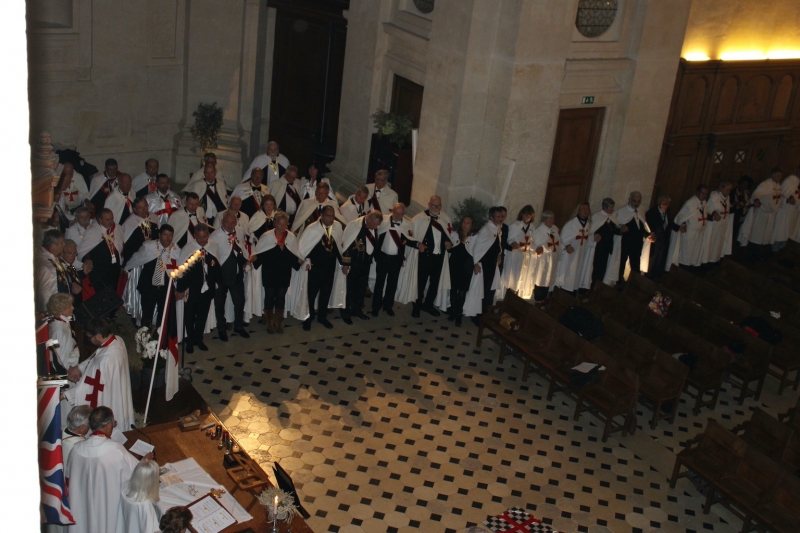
[257,487,296,523]
[135,327,167,369]
[370,109,413,147]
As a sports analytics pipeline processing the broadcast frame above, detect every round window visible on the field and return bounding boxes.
[575,0,618,38]
[413,0,434,14]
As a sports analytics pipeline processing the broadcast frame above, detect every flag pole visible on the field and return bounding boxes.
[143,276,174,426]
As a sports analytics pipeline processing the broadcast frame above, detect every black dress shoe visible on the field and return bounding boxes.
[234,329,250,339]
[371,310,379,317]
[424,306,440,317]
[384,308,395,317]
[354,311,370,320]
[318,318,334,329]
[302,318,312,331]
[411,304,420,318]
[455,316,463,327]
[196,342,209,351]
[185,342,194,354]
[218,331,229,342]
[342,316,353,325]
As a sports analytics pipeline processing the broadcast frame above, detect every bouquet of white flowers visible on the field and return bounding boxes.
[135,327,167,362]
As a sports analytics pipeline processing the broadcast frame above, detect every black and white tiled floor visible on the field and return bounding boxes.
[186,311,799,533]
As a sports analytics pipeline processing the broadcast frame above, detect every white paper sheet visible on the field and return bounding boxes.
[129,439,155,456]
[572,362,598,373]
[188,495,237,533]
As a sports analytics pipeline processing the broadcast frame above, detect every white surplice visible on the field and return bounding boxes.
[702,190,734,263]
[555,217,592,292]
[666,195,707,268]
[532,224,560,290]
[739,178,782,246]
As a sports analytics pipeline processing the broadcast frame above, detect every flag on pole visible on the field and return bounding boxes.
[38,384,75,525]
[160,278,180,401]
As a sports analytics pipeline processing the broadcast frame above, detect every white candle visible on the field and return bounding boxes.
[273,494,279,520]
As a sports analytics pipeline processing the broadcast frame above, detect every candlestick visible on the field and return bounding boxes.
[271,494,279,533]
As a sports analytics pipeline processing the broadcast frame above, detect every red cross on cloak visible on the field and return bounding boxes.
[84,369,105,408]
[576,229,589,246]
[64,190,78,202]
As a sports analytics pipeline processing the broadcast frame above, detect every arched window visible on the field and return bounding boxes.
[575,0,618,38]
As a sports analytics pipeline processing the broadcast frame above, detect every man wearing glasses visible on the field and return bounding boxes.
[63,318,135,438]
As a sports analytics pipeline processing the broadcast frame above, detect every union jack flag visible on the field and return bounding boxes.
[38,384,74,525]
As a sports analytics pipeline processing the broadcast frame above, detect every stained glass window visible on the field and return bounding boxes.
[575,0,618,38]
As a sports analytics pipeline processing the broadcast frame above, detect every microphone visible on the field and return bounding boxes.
[130,423,152,444]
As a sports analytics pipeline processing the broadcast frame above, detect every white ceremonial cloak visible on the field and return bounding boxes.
[63,336,135,437]
[666,196,707,268]
[247,209,275,244]
[297,177,335,201]
[702,190,734,263]
[176,240,221,340]
[774,174,800,243]
[145,190,182,227]
[117,485,161,533]
[374,215,415,299]
[395,211,455,306]
[339,195,369,223]
[58,178,88,217]
[181,166,229,192]
[532,224,560,290]
[611,205,652,279]
[581,211,619,288]
[186,178,229,222]
[232,180,269,206]
[286,220,345,320]
[125,240,182,272]
[49,317,80,370]
[365,183,399,214]
[77,222,124,263]
[121,217,157,322]
[739,178,782,246]
[269,177,301,215]
[131,172,157,196]
[212,209,250,233]
[555,217,593,292]
[503,220,537,299]
[105,190,136,224]
[463,223,503,311]
[167,207,207,247]
[241,153,290,184]
[66,435,139,533]
[65,220,95,245]
[463,236,486,317]
[36,248,61,311]
[210,224,253,324]
[88,171,119,201]
[291,198,344,236]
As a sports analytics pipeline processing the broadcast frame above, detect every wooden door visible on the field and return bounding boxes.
[544,108,605,227]
[267,3,347,172]
[390,75,424,129]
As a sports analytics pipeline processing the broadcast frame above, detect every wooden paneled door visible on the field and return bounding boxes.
[544,108,605,227]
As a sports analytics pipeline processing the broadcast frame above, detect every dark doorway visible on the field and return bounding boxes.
[390,75,424,129]
[267,0,349,173]
[544,107,606,227]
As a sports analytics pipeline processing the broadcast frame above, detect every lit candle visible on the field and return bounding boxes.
[273,494,279,519]
[179,265,187,273]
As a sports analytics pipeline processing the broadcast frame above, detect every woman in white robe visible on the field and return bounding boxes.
[504,205,537,299]
[555,203,593,293]
[118,459,161,533]
[532,211,560,302]
[666,185,709,269]
[702,181,734,264]
[46,293,80,372]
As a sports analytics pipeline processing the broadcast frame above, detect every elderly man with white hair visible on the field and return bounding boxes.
[62,405,92,463]
[242,141,290,184]
[213,195,250,233]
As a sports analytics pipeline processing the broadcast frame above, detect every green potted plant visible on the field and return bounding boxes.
[452,197,490,231]
[370,109,413,147]
[190,102,224,163]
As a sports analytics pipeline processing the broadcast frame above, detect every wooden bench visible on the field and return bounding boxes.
[639,351,689,429]
[574,364,639,442]
[670,419,748,489]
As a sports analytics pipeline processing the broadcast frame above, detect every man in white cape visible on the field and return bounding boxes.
[532,212,560,302]
[666,184,709,269]
[121,198,158,322]
[738,168,783,249]
[773,169,800,250]
[146,174,182,227]
[609,192,653,284]
[63,320,135,438]
[187,164,229,227]
[287,207,346,329]
[338,211,383,323]
[210,212,251,339]
[584,199,620,289]
[366,170,399,214]
[270,166,303,222]
[556,203,593,292]
[87,158,120,212]
[340,185,370,223]
[104,173,136,225]
[232,167,270,218]
[467,208,507,322]
[242,141,290,184]
[702,181,734,264]
[66,406,148,533]
[181,152,228,193]
[131,158,159,198]
[168,192,207,248]
[65,207,95,245]
[503,206,537,299]
[291,182,343,236]
[124,226,182,327]
[372,203,414,316]
[176,226,220,350]
[212,195,251,234]
[56,163,88,221]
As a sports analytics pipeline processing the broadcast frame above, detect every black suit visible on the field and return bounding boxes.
[416,213,451,308]
[84,240,121,293]
[122,224,159,266]
[645,206,677,278]
[215,238,247,330]
[307,230,340,321]
[372,222,407,313]
[341,222,378,318]
[138,258,169,326]
[479,223,513,313]
[592,216,619,284]
[619,210,647,280]
[177,249,220,345]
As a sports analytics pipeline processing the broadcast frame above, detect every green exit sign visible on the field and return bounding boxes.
[581,96,595,105]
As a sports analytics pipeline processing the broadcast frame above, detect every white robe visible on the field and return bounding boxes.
[291,198,344,236]
[739,178,782,246]
[117,485,161,533]
[167,207,207,247]
[77,223,124,264]
[88,171,119,201]
[774,175,800,243]
[556,217,593,292]
[36,248,62,311]
[49,316,80,370]
[247,210,275,245]
[121,217,157,322]
[241,153,290,184]
[666,195,707,268]
[365,183,399,214]
[105,190,136,224]
[63,336,135,437]
[181,166,228,192]
[269,177,301,216]
[66,435,139,533]
[503,221,537,299]
[131,171,158,197]
[58,178,88,217]
[339,195,369,223]
[702,190,734,263]
[186,179,229,222]
[532,224,560,289]
[286,221,345,320]
[297,177,335,201]
[464,222,503,310]
[145,190,182,227]
[65,221,96,246]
